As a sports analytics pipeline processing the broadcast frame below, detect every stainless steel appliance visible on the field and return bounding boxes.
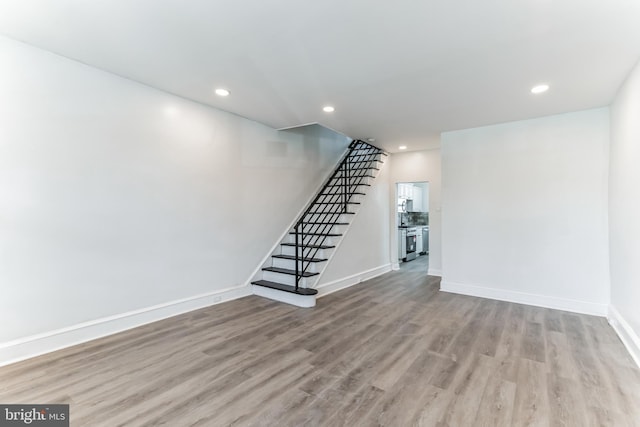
[421,226,429,255]
[398,199,414,213]
[404,227,417,261]
[405,199,413,212]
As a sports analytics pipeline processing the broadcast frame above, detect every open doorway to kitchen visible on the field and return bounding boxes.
[397,182,429,272]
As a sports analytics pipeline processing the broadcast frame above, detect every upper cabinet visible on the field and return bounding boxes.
[412,186,422,212]
[398,182,429,212]
[398,183,422,211]
[398,183,412,200]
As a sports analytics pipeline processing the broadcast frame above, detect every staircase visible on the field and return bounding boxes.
[251,139,387,307]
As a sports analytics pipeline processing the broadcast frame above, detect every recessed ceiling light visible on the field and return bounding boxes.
[367,138,376,143]
[215,88,230,97]
[323,106,335,113]
[399,145,407,150]
[531,84,549,94]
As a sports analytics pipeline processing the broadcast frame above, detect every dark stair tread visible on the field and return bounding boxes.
[272,254,328,262]
[317,196,364,199]
[289,232,342,236]
[348,159,382,164]
[326,183,371,187]
[353,154,386,158]
[307,211,355,215]
[330,178,374,183]
[281,242,335,249]
[352,151,386,156]
[301,222,349,225]
[252,280,318,295]
[262,267,319,277]
[320,192,366,196]
[314,202,361,205]
[342,166,380,171]
[334,174,375,178]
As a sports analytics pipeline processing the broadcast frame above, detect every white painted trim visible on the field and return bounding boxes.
[278,122,352,140]
[316,264,392,297]
[252,285,316,308]
[428,268,442,277]
[608,305,640,369]
[278,121,321,131]
[391,262,401,271]
[440,280,608,317]
[0,285,252,367]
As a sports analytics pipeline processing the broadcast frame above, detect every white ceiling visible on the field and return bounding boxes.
[1,0,639,153]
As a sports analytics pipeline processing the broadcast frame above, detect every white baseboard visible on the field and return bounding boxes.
[428,268,442,277]
[608,305,640,369]
[252,285,316,308]
[316,264,391,298]
[440,280,608,317]
[391,262,400,271]
[0,285,252,367]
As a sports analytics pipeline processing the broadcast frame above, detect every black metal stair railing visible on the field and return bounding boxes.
[292,139,386,290]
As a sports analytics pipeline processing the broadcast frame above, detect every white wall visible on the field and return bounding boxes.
[609,59,640,365]
[388,149,442,275]
[0,36,354,361]
[441,108,610,315]
[420,183,429,213]
[317,159,391,293]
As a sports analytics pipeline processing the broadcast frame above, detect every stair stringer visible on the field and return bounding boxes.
[250,147,387,307]
[242,144,352,290]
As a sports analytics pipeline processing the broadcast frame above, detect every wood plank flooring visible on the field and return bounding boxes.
[1,256,639,426]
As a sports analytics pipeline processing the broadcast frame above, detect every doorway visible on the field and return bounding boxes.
[396,182,429,271]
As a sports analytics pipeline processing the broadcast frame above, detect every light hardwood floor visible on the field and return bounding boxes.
[1,256,639,426]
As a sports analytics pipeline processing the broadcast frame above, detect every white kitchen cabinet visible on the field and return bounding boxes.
[398,229,406,260]
[412,186,422,212]
[398,183,410,199]
[398,183,429,212]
